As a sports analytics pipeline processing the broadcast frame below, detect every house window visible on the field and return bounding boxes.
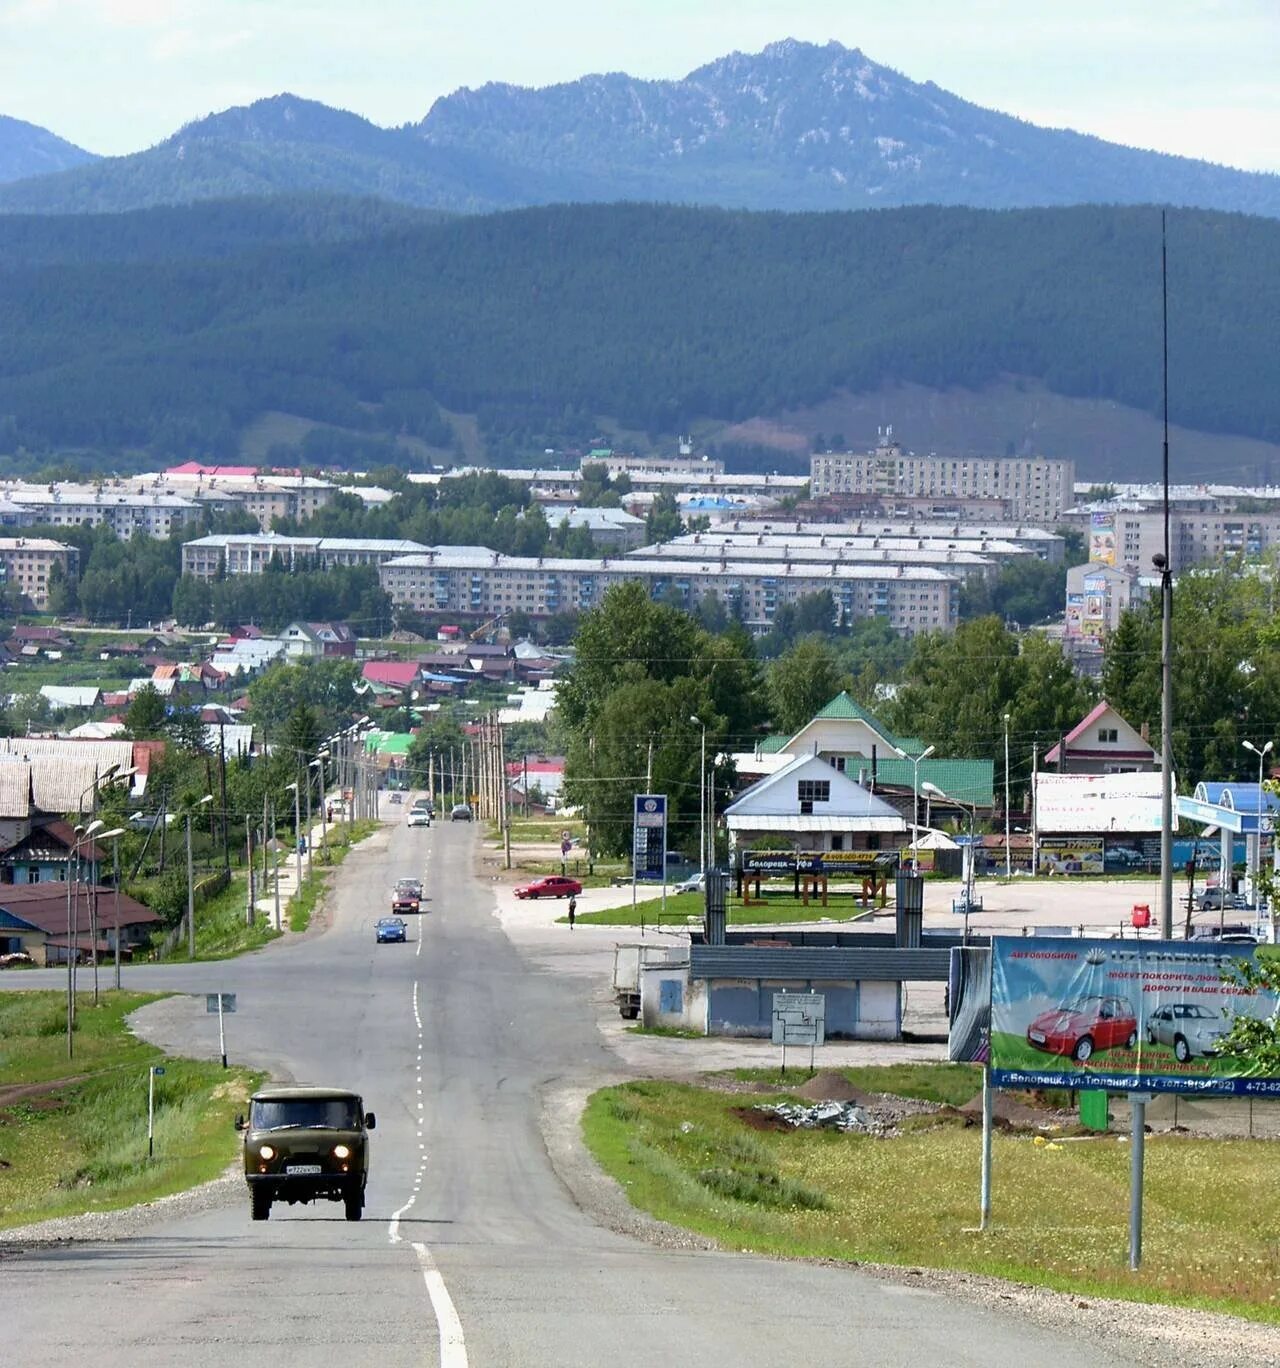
[830,834,844,851]
[1098,728,1118,743]
[797,780,830,805]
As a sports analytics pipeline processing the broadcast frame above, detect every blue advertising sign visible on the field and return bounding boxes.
[990,936,1280,1096]
[632,794,667,882]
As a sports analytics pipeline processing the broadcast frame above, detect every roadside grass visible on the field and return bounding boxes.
[153,874,280,962]
[567,892,877,927]
[582,1073,1280,1323]
[626,1024,705,1040]
[0,991,261,1230]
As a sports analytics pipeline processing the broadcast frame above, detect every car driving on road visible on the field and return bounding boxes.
[375,916,407,943]
[450,803,473,821]
[237,1086,375,1222]
[407,808,431,828]
[1146,1002,1230,1061]
[392,878,422,914]
[514,874,583,900]
[1026,994,1138,1063]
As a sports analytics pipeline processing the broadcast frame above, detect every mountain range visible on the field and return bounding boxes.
[0,113,96,185]
[3,39,1279,216]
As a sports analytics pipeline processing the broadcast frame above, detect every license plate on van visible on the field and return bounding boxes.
[286,1164,322,1174]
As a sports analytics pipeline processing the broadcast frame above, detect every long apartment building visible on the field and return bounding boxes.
[645,530,1046,582]
[719,518,1066,562]
[0,537,78,609]
[1065,503,1280,573]
[0,484,204,540]
[182,533,429,578]
[810,441,1075,522]
[378,548,959,635]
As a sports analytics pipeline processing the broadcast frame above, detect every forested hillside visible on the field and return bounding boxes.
[0,201,1276,468]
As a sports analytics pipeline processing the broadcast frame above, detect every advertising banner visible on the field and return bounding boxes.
[1088,512,1116,566]
[632,793,667,882]
[741,850,797,877]
[740,850,897,877]
[948,946,991,1063]
[1038,836,1104,875]
[990,937,1280,1095]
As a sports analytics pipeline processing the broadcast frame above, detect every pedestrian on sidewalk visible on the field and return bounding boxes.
[567,895,577,929]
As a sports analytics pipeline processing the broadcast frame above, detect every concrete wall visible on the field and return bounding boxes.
[639,961,707,1033]
[704,976,902,1040]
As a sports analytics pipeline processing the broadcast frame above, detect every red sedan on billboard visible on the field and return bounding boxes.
[1026,994,1138,1063]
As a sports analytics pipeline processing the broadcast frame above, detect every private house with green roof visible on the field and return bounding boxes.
[734,692,994,813]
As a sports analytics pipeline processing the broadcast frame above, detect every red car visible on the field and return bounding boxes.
[514,875,583,900]
[1026,994,1137,1063]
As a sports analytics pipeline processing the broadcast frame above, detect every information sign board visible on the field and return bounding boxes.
[771,992,825,1047]
[632,794,667,882]
[206,993,237,1014]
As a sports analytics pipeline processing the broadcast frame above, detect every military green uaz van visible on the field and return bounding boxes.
[237,1086,375,1222]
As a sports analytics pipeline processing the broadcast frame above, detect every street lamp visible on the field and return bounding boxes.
[285,781,303,895]
[690,716,707,875]
[186,795,214,959]
[1003,713,1012,880]
[100,826,126,991]
[88,827,125,1004]
[923,781,977,936]
[907,744,936,872]
[65,818,104,1058]
[1243,739,1273,914]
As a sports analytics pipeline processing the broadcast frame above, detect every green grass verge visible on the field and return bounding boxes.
[567,891,878,926]
[728,1063,983,1107]
[0,991,261,1230]
[626,1025,705,1040]
[153,873,281,962]
[582,1068,1280,1323]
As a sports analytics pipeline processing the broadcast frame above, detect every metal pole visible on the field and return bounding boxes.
[66,843,74,1059]
[1158,211,1174,939]
[272,804,281,931]
[305,770,313,880]
[113,841,122,991]
[186,814,196,959]
[293,783,303,894]
[90,852,100,1005]
[246,815,255,924]
[218,995,227,1068]
[1003,714,1012,880]
[980,1065,993,1229]
[1129,1094,1146,1269]
[912,756,919,872]
[699,725,707,876]
[1031,742,1039,874]
[148,1067,156,1159]
[318,754,328,857]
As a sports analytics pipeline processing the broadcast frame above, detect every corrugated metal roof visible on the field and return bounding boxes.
[871,758,996,807]
[0,763,31,818]
[690,946,951,982]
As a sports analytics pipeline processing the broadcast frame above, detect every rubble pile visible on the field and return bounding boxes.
[754,1101,882,1134]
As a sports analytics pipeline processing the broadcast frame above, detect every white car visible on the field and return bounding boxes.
[407,810,431,828]
[1145,1003,1230,1061]
[673,871,705,896]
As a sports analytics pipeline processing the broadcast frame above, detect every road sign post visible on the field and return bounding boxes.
[771,992,825,1076]
[206,993,236,1068]
[632,795,667,938]
[147,1065,165,1159]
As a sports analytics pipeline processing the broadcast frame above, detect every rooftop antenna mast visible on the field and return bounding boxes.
[1158,210,1174,938]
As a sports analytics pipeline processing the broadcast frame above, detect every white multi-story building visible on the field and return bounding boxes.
[717,518,1066,562]
[181,533,430,578]
[810,441,1075,523]
[1064,504,1280,574]
[0,537,78,609]
[0,485,203,540]
[378,548,960,635]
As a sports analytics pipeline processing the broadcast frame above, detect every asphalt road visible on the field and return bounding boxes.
[1,813,1136,1366]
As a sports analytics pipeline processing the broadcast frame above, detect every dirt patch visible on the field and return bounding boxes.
[958,1091,1073,1129]
[734,1105,793,1132]
[791,1070,872,1105]
[0,1078,87,1111]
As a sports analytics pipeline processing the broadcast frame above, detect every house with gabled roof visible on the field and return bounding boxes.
[1043,699,1158,775]
[723,753,906,855]
[733,691,994,810]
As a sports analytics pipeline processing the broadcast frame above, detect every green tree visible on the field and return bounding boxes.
[247,659,361,740]
[1216,948,1280,1073]
[645,492,683,544]
[123,684,168,739]
[767,637,847,734]
[165,705,208,754]
[281,704,322,762]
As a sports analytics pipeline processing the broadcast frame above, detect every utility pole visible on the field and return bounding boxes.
[1003,713,1012,881]
[186,814,196,958]
[1031,741,1039,875]
[245,815,255,926]
[113,840,122,991]
[499,718,512,869]
[271,803,281,931]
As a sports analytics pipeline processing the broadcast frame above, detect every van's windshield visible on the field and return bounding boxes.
[251,1097,361,1131]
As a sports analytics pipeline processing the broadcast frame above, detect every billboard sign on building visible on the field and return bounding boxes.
[989,937,1280,1095]
[1037,836,1104,875]
[1089,513,1116,566]
[632,793,667,882]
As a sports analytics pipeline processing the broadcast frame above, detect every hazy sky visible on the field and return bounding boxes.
[3,0,1278,171]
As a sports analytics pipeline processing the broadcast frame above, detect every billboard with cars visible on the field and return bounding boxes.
[990,936,1280,1095]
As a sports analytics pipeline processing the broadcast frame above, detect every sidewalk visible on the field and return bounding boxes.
[250,790,373,928]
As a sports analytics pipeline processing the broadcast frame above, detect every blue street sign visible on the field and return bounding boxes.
[632,794,667,882]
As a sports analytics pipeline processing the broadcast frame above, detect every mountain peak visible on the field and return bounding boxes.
[0,113,97,185]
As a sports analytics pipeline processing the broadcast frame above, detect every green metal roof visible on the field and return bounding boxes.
[758,734,792,754]
[813,691,879,723]
[365,730,414,756]
[872,758,995,808]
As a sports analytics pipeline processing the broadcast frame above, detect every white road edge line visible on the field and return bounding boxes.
[413,1242,468,1368]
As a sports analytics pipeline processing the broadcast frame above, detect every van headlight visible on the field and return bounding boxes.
[333,1144,351,1159]
[258,1144,275,1160]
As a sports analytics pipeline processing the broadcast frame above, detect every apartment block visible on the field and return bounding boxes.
[0,485,203,540]
[378,549,960,636]
[1067,505,1280,574]
[181,533,429,579]
[810,441,1075,523]
[0,537,78,609]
